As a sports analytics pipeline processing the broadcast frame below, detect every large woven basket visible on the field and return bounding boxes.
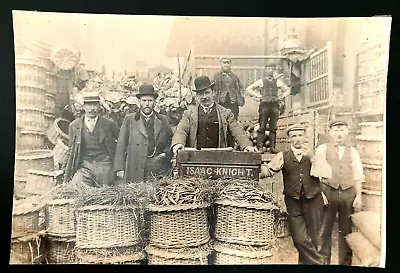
[214,199,278,246]
[147,203,211,248]
[44,112,56,129]
[52,139,70,167]
[363,163,383,191]
[16,130,46,151]
[213,241,274,265]
[45,236,76,264]
[10,235,45,264]
[356,135,383,165]
[14,175,27,199]
[146,244,211,265]
[46,117,70,145]
[45,93,56,114]
[16,108,47,132]
[12,204,40,237]
[15,56,47,87]
[15,150,54,178]
[25,169,56,196]
[76,205,141,249]
[16,84,47,112]
[45,199,76,237]
[76,245,145,264]
[359,122,384,139]
[45,72,58,95]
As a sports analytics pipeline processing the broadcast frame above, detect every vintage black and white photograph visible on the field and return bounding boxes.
[10,11,389,266]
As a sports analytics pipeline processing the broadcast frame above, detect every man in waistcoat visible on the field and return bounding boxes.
[114,84,174,183]
[63,92,120,187]
[311,119,365,265]
[171,76,256,155]
[246,59,292,153]
[260,124,326,265]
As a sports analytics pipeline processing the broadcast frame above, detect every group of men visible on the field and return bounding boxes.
[62,57,365,266]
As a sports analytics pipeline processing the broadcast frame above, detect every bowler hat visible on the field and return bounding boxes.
[329,119,348,128]
[193,76,215,92]
[286,123,306,136]
[83,92,101,103]
[136,84,158,99]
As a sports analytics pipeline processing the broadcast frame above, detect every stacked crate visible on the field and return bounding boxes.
[355,122,384,213]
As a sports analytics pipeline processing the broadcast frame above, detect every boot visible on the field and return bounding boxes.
[256,131,265,152]
[269,131,280,154]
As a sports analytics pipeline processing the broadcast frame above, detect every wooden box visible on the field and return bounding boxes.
[177,149,261,180]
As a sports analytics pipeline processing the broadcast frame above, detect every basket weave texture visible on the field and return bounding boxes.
[76,246,145,264]
[46,117,70,145]
[17,131,46,151]
[212,241,273,265]
[45,199,76,237]
[148,203,210,248]
[76,205,140,249]
[45,237,76,264]
[15,150,54,178]
[10,236,45,264]
[14,176,27,199]
[25,169,56,196]
[214,200,277,246]
[146,244,210,265]
[12,210,40,237]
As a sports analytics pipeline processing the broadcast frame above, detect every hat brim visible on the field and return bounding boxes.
[136,93,159,99]
[83,99,101,103]
[193,82,215,92]
[329,122,348,128]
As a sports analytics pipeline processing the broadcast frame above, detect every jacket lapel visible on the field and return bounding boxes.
[138,117,148,138]
[216,104,228,147]
[191,106,198,146]
[154,115,163,139]
[97,117,106,143]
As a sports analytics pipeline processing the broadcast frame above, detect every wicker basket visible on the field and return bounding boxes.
[275,212,290,238]
[14,175,27,199]
[359,122,384,139]
[12,207,40,237]
[46,117,70,145]
[76,205,141,249]
[10,235,45,264]
[45,72,58,95]
[76,245,145,264]
[356,135,383,165]
[16,130,47,151]
[15,150,54,178]
[363,163,383,191]
[146,244,211,265]
[15,56,47,87]
[147,203,211,248]
[45,93,56,114]
[44,112,56,129]
[52,139,70,166]
[45,199,76,237]
[16,84,47,111]
[25,169,56,196]
[214,199,277,246]
[213,241,273,265]
[45,236,76,264]
[16,108,47,132]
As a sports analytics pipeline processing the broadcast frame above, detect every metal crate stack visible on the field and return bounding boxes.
[355,122,384,213]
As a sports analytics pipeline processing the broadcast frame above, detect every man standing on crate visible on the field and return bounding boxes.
[246,59,292,154]
[171,75,256,155]
[114,84,174,183]
[311,119,365,265]
[63,92,120,187]
[212,57,245,147]
[260,124,326,265]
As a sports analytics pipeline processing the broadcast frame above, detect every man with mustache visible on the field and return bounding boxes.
[114,84,174,183]
[311,119,365,265]
[260,124,326,265]
[171,76,256,155]
[63,92,120,187]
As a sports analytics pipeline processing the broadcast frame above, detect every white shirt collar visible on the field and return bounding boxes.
[200,103,214,110]
[140,110,154,119]
[291,145,303,155]
[85,115,99,123]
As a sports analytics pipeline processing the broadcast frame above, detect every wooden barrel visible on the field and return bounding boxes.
[52,139,70,166]
[45,93,56,115]
[15,56,47,88]
[16,108,47,132]
[16,130,46,151]
[15,149,54,178]
[46,118,70,145]
[16,84,47,111]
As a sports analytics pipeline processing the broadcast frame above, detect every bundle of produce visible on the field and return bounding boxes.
[243,122,270,153]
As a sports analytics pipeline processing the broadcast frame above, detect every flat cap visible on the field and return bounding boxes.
[220,57,232,62]
[329,119,348,128]
[286,123,306,136]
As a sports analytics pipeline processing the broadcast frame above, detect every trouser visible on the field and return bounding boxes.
[319,183,356,265]
[284,194,326,265]
[70,157,115,187]
[257,102,280,150]
[220,102,239,148]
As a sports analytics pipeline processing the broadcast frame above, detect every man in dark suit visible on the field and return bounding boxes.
[63,92,120,187]
[114,84,174,183]
[260,124,326,265]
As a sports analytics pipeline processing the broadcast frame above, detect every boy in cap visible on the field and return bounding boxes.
[63,92,120,187]
[311,119,365,265]
[246,59,292,153]
[260,124,326,264]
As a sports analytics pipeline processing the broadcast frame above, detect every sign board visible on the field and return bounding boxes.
[177,150,261,180]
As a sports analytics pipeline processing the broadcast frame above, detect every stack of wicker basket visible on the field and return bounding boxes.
[212,182,278,264]
[10,197,46,264]
[75,204,145,264]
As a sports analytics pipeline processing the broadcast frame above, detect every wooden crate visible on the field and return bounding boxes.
[177,150,261,180]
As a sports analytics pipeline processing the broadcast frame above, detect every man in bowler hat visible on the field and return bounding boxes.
[171,75,256,155]
[311,119,365,265]
[63,92,120,187]
[114,84,174,183]
[260,124,326,264]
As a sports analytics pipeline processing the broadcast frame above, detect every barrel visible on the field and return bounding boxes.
[16,84,47,112]
[16,108,47,133]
